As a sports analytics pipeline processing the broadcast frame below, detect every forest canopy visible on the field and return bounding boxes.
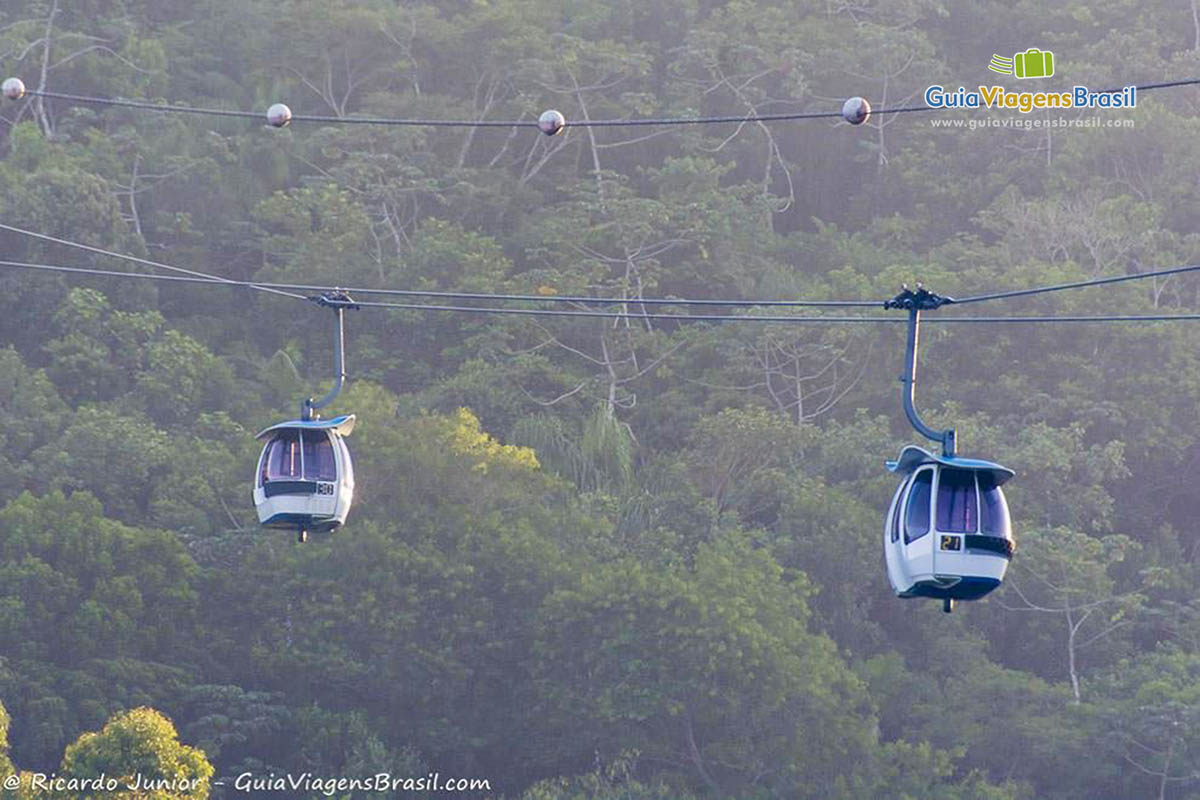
[0,0,1199,797]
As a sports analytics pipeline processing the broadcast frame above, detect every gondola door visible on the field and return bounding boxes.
[901,466,935,588]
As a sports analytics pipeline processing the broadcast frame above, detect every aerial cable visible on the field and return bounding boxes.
[5,259,1200,325]
[0,258,877,308]
[5,86,845,127]
[0,222,307,301]
[0,259,896,324]
[6,222,1200,323]
[0,222,887,308]
[0,259,237,286]
[0,80,890,129]
[949,263,1200,306]
[16,218,1200,314]
[254,283,883,308]
[351,297,897,323]
[10,215,1196,313]
[937,313,1200,322]
[4,75,1197,132]
[355,300,1200,324]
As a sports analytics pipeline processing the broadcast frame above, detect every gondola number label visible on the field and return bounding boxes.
[940,535,962,551]
[316,482,335,496]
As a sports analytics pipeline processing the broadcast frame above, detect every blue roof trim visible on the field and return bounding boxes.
[255,414,356,439]
[886,444,1014,485]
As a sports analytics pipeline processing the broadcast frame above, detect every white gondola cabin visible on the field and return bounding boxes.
[253,415,356,542]
[884,445,1014,612]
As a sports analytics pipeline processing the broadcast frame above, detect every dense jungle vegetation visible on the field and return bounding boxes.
[1,0,1200,797]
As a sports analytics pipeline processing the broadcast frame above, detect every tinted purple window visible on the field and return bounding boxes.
[302,432,338,481]
[979,473,1011,538]
[936,469,977,533]
[905,471,932,543]
[263,430,302,482]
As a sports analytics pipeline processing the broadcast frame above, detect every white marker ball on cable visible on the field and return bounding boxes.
[266,103,292,127]
[537,109,566,136]
[841,96,871,125]
[2,78,26,101]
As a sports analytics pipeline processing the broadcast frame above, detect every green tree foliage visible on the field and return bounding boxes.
[59,707,212,799]
[534,530,875,797]
[1093,649,1200,800]
[0,491,200,766]
[0,701,14,781]
[995,527,1144,702]
[1,0,1199,797]
[0,349,67,506]
[523,752,697,800]
[31,408,171,522]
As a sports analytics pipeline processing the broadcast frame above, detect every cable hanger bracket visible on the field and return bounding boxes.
[883,284,956,311]
[307,290,361,311]
[886,283,957,457]
[301,290,359,421]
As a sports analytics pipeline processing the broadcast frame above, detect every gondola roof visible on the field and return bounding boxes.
[255,414,357,440]
[885,444,1014,485]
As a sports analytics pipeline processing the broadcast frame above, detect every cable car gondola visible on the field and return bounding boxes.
[882,285,1018,612]
[884,445,1014,611]
[253,291,360,542]
[253,415,356,542]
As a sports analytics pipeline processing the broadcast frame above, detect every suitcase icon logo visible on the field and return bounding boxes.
[988,49,1055,79]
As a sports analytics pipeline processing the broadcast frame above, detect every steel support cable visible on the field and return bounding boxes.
[951,264,1200,306]
[0,222,885,308]
[0,222,306,300]
[14,76,1200,129]
[6,258,1200,325]
[256,284,883,308]
[22,88,841,126]
[0,260,895,323]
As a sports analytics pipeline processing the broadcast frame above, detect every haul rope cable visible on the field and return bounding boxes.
[5,222,1200,315]
[0,260,901,324]
[0,223,305,301]
[3,76,1199,129]
[251,265,1200,308]
[948,264,1200,304]
[0,221,885,308]
[4,259,1200,325]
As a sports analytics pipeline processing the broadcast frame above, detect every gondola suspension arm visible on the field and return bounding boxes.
[885,286,957,457]
[302,291,361,421]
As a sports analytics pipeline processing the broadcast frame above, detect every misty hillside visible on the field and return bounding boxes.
[0,1,1199,798]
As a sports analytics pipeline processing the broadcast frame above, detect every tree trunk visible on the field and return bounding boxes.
[1067,610,1081,703]
[35,0,59,137]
